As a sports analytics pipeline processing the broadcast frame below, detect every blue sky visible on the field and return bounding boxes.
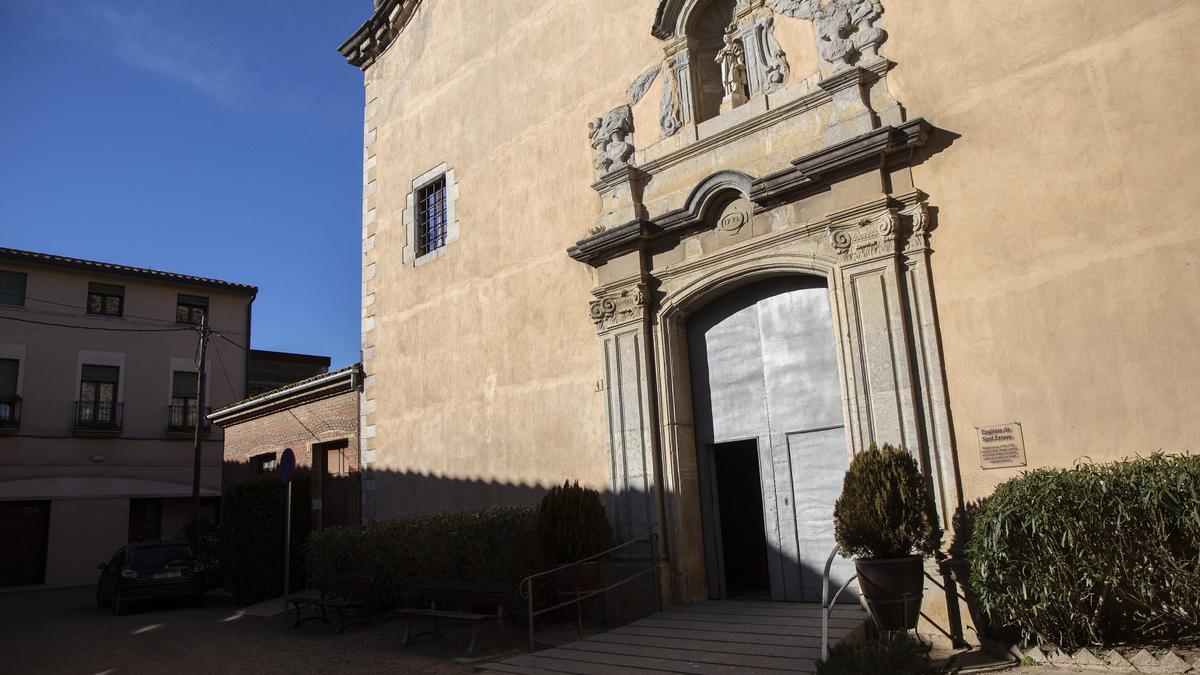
[0,0,370,368]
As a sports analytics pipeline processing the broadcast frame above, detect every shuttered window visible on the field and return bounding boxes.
[0,359,17,399]
[87,283,124,317]
[176,294,208,325]
[0,271,26,307]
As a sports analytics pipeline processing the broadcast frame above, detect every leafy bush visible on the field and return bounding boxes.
[220,475,310,605]
[834,444,942,559]
[306,506,538,618]
[536,481,614,563]
[817,635,939,675]
[968,453,1200,650]
[183,518,222,590]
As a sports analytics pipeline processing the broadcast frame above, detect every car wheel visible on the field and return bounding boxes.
[96,586,108,609]
[113,589,126,616]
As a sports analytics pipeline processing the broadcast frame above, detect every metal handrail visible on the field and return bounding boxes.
[520,530,660,651]
[820,543,879,662]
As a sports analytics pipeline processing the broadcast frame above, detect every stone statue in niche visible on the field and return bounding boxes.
[715,25,748,111]
[588,105,636,174]
[771,0,887,70]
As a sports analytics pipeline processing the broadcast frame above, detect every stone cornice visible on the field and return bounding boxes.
[568,119,931,267]
[338,0,420,70]
[751,118,930,207]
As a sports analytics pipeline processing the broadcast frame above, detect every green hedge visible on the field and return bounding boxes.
[307,506,538,616]
[221,475,311,605]
[968,453,1200,649]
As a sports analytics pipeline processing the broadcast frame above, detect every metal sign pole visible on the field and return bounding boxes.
[283,479,292,615]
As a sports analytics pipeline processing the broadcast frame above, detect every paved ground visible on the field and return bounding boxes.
[0,586,508,674]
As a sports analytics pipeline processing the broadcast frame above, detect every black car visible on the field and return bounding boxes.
[96,541,205,614]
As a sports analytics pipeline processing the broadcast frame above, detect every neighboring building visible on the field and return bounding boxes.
[0,247,255,587]
[247,349,331,397]
[209,363,363,530]
[339,0,1200,646]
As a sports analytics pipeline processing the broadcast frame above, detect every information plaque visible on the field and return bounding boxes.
[976,422,1027,469]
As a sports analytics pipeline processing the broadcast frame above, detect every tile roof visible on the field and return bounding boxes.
[0,247,258,295]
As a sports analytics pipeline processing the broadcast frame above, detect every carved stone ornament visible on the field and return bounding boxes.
[902,202,931,251]
[627,64,662,105]
[659,57,683,137]
[589,287,646,331]
[753,16,790,92]
[771,0,887,70]
[826,208,900,261]
[588,105,636,174]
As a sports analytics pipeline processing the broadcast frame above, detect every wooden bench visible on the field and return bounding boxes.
[289,577,373,633]
[397,581,512,657]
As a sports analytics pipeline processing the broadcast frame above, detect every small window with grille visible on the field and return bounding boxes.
[415,175,447,258]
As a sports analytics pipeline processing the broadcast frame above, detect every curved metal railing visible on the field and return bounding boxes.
[820,544,879,662]
[519,530,660,651]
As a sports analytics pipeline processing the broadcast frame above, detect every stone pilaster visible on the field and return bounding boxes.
[359,73,381,523]
[817,66,880,146]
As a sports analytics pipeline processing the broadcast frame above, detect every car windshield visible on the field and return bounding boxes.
[128,545,192,570]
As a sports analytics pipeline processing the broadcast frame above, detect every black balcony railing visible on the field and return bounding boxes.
[0,397,20,429]
[168,402,210,434]
[74,400,122,432]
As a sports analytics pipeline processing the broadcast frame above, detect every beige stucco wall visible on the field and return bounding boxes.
[881,0,1200,502]
[359,0,1200,521]
[360,2,670,517]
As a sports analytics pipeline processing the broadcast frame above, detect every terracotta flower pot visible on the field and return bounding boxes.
[855,555,924,631]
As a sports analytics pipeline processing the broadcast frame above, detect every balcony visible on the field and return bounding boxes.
[0,397,19,433]
[74,401,122,436]
[167,402,211,437]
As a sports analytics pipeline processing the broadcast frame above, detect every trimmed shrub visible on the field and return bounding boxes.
[968,453,1200,650]
[306,506,538,618]
[816,635,939,675]
[221,475,311,605]
[834,444,942,559]
[182,518,222,590]
[537,481,614,563]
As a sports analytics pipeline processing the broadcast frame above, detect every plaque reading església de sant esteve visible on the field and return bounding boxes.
[976,422,1027,469]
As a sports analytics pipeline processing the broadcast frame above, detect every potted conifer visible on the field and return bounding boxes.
[537,481,614,594]
[833,443,942,631]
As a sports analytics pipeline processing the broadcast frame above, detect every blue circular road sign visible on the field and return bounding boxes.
[279,448,296,482]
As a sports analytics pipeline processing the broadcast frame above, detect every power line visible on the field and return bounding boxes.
[19,293,249,335]
[213,331,250,352]
[211,335,238,400]
[22,293,182,327]
[0,315,195,333]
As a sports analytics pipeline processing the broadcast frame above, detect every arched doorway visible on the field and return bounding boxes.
[686,275,855,601]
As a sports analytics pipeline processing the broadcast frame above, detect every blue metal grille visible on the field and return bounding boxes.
[416,176,447,257]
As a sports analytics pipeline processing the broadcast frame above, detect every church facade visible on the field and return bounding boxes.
[340,0,1200,642]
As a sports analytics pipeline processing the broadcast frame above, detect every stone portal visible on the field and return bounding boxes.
[687,277,855,601]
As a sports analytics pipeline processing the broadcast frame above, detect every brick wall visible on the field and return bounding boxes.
[221,389,360,529]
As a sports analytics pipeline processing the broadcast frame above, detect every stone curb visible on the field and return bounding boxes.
[1017,645,1197,673]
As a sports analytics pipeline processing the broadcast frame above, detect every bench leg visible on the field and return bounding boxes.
[465,624,479,658]
[291,601,301,628]
[498,618,510,648]
[401,616,412,645]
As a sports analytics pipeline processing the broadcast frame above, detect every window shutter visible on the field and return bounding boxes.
[173,371,199,398]
[177,294,208,307]
[88,282,124,297]
[0,359,17,399]
[81,365,120,383]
